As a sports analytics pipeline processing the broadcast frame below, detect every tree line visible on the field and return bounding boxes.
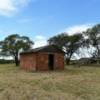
[48,24,100,65]
[0,24,100,66]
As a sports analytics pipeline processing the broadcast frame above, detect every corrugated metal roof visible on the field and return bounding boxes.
[20,45,65,54]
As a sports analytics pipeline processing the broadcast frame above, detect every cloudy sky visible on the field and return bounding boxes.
[0,0,99,47]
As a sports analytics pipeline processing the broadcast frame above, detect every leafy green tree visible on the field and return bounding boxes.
[84,24,100,58]
[65,34,84,64]
[48,33,69,48]
[0,34,34,66]
[48,33,84,64]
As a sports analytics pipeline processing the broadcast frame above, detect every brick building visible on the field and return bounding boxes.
[20,45,65,71]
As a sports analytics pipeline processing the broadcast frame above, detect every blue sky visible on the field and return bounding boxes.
[0,0,99,47]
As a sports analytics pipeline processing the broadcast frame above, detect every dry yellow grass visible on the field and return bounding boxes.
[0,64,100,100]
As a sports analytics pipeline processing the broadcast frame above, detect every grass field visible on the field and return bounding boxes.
[0,64,100,100]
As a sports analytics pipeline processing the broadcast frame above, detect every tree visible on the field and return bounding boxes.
[0,34,34,66]
[65,34,84,64]
[48,33,69,49]
[84,24,100,58]
[48,33,84,64]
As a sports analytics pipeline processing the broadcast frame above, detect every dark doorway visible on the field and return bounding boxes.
[48,54,54,70]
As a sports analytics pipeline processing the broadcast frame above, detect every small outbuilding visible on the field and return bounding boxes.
[20,45,65,71]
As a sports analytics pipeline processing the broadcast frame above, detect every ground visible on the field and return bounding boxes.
[0,64,100,100]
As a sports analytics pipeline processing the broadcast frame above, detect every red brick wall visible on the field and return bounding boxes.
[54,53,64,70]
[20,53,64,71]
[20,53,37,71]
[36,53,64,71]
[36,53,49,71]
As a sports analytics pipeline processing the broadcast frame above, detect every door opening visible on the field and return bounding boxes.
[48,54,54,70]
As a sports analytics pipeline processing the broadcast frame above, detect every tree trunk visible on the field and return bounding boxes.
[66,58,70,65]
[66,51,73,65]
[14,55,19,66]
[97,45,100,58]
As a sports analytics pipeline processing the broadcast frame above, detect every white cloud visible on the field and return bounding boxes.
[0,0,32,16]
[65,24,94,35]
[35,35,46,40]
[34,35,47,48]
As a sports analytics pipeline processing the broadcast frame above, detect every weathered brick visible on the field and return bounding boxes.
[20,52,64,71]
